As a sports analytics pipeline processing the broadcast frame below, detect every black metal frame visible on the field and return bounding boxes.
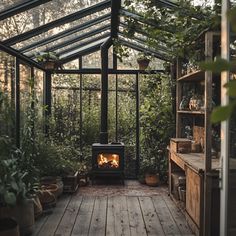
[0,0,171,179]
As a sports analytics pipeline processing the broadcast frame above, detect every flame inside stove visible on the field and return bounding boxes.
[97,153,119,168]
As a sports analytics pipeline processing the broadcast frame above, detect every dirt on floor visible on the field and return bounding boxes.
[78,180,168,197]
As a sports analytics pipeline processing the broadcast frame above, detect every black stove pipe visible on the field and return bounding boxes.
[100,37,112,144]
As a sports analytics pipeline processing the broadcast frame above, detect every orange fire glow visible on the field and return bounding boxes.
[97,153,119,168]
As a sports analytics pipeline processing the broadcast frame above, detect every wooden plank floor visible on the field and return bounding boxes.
[33,181,194,236]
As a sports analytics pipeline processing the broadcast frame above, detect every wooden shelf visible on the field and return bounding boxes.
[177,110,205,115]
[177,70,204,82]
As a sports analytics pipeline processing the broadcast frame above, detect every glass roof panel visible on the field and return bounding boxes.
[11,10,110,52]
[22,21,110,58]
[0,0,108,41]
[60,37,108,59]
[0,0,28,12]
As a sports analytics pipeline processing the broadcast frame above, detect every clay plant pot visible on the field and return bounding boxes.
[43,61,56,70]
[33,196,43,219]
[41,176,63,197]
[41,184,59,199]
[145,173,160,187]
[137,58,150,70]
[0,218,20,236]
[0,199,34,236]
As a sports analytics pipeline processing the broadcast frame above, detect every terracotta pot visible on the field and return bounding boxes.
[0,199,34,236]
[137,58,150,70]
[33,196,43,219]
[145,173,160,187]
[0,218,20,236]
[43,61,56,70]
[41,176,63,197]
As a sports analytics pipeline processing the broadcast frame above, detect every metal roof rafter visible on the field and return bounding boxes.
[57,33,110,57]
[111,0,121,38]
[120,8,175,34]
[120,39,171,62]
[0,0,53,21]
[3,0,111,46]
[60,42,105,64]
[0,42,44,70]
[118,32,170,54]
[20,13,111,53]
[26,25,110,58]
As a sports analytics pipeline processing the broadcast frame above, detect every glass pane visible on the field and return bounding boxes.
[20,64,31,136]
[117,74,136,178]
[0,0,28,12]
[0,51,15,137]
[82,74,101,146]
[1,1,110,41]
[51,73,81,148]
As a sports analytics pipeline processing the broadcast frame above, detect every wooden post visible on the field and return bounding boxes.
[203,31,213,236]
[15,58,20,147]
[176,58,182,138]
[135,73,140,177]
[220,1,230,235]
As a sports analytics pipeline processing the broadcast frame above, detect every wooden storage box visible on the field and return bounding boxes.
[170,138,191,153]
[62,171,79,193]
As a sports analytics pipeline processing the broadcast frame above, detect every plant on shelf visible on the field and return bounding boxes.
[36,51,60,70]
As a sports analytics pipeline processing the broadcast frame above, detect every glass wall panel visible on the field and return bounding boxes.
[0,51,15,137]
[117,74,136,178]
[51,74,81,148]
[82,74,101,146]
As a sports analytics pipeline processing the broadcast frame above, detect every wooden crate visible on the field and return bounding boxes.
[62,171,79,193]
[170,138,191,153]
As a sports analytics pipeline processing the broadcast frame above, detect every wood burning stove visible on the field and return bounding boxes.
[91,143,125,184]
[91,37,125,183]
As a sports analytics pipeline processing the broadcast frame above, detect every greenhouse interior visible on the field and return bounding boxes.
[0,0,235,235]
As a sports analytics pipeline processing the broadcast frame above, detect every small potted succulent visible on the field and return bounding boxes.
[36,51,59,70]
[137,52,151,70]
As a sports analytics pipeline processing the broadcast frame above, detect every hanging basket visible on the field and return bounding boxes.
[137,58,150,70]
[42,61,57,70]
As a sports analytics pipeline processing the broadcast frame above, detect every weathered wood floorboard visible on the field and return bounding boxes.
[139,196,165,236]
[34,185,193,236]
[54,192,83,236]
[106,196,131,236]
[88,196,107,236]
[152,195,181,235]
[71,196,95,236]
[37,194,72,236]
[127,196,147,236]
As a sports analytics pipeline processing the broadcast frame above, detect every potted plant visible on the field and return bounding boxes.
[140,157,160,187]
[0,158,35,236]
[0,218,20,236]
[137,52,151,70]
[36,51,60,70]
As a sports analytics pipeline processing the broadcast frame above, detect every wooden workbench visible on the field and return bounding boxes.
[169,151,220,236]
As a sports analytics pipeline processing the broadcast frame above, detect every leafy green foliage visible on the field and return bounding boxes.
[140,74,175,180]
[123,0,218,62]
[0,140,28,206]
[199,6,236,123]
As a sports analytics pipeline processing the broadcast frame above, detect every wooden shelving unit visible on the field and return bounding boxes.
[169,31,221,236]
[177,110,205,115]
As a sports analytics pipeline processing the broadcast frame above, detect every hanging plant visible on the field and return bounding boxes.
[36,51,60,70]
